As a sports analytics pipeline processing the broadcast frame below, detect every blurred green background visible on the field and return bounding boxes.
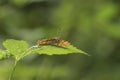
[0,0,120,80]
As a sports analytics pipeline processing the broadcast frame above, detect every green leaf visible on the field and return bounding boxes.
[0,49,10,60]
[26,45,88,56]
[3,39,28,60]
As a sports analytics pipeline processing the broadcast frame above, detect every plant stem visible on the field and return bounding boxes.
[9,60,18,80]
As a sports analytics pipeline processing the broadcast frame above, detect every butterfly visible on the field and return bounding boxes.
[37,37,70,47]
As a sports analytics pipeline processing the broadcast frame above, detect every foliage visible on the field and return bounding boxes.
[32,45,87,55]
[0,49,10,60]
[3,39,28,60]
[0,39,88,80]
[0,39,88,61]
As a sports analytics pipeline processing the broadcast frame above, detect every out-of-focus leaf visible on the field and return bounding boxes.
[0,49,10,60]
[10,0,28,7]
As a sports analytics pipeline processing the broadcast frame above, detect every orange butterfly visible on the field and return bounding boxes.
[37,37,70,47]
